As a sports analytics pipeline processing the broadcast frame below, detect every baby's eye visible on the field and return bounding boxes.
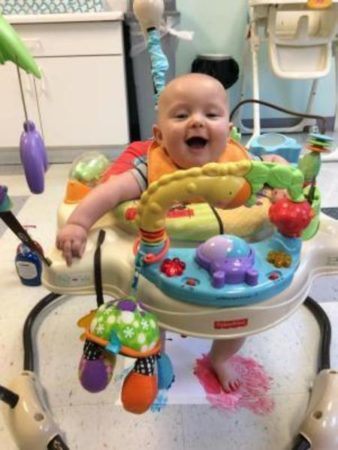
[206,112,219,118]
[175,113,188,119]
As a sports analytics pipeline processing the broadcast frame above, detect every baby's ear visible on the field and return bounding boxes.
[229,122,233,131]
[153,124,163,144]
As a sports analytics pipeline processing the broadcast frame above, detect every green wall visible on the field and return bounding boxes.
[175,0,247,75]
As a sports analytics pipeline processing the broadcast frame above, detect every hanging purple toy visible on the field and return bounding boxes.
[17,67,48,194]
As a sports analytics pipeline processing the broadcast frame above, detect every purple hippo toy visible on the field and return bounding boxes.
[195,235,259,288]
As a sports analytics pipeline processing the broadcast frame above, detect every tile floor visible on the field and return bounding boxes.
[1,154,338,450]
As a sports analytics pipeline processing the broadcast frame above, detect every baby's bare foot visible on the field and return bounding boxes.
[213,361,240,393]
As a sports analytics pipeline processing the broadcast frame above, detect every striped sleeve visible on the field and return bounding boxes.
[130,155,148,192]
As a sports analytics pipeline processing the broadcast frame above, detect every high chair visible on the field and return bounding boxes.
[238,0,338,139]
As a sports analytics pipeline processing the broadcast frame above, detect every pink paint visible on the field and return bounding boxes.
[194,354,274,415]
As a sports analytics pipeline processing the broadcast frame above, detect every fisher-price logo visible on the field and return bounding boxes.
[214,318,248,330]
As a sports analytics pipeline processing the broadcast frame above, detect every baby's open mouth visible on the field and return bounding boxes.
[185,136,208,149]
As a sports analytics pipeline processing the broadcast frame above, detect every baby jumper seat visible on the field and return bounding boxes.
[42,152,327,339]
[15,137,338,448]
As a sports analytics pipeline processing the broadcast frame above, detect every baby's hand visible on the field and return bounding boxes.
[56,223,88,266]
[261,154,289,201]
[270,188,288,203]
[262,154,288,165]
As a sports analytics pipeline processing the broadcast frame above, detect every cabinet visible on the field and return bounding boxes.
[1,16,130,162]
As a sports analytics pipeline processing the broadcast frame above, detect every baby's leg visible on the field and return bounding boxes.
[209,337,245,392]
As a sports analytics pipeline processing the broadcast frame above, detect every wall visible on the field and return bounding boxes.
[2,0,334,125]
[175,0,336,124]
[175,0,247,75]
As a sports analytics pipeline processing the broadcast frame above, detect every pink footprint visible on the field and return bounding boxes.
[194,354,274,415]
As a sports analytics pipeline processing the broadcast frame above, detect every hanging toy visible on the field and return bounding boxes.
[77,297,174,414]
[17,69,48,195]
[133,0,169,103]
[295,133,334,239]
[0,13,47,194]
[19,118,48,194]
[0,14,40,76]
[298,133,334,187]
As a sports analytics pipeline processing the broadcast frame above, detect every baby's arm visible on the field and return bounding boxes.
[56,170,141,265]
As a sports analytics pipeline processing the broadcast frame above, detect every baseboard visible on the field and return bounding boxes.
[241,116,335,133]
[0,146,125,165]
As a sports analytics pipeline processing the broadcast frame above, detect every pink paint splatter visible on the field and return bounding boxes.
[194,354,274,415]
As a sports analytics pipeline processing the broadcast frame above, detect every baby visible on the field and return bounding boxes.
[57,73,284,393]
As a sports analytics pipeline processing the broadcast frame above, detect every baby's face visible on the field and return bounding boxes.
[153,75,231,169]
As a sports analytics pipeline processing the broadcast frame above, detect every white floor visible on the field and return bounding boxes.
[1,158,338,450]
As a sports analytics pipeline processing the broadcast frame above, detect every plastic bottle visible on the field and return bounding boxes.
[15,243,42,286]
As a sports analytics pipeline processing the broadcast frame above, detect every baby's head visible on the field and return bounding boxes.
[153,73,231,169]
